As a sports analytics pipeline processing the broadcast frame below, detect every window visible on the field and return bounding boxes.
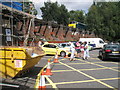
[49,45,56,48]
[43,44,49,47]
[105,45,119,50]
[70,21,76,24]
[99,40,104,44]
[43,44,57,48]
[61,44,66,47]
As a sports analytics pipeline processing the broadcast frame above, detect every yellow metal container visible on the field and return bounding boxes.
[0,46,45,79]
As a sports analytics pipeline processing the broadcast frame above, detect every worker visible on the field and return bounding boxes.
[83,41,89,60]
[38,41,42,47]
[80,42,85,59]
[75,41,81,57]
[69,42,75,61]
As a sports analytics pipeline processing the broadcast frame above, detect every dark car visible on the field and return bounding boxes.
[99,44,120,60]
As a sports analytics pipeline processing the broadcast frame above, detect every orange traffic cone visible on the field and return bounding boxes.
[38,73,46,90]
[53,51,59,63]
[42,59,53,76]
[65,52,69,58]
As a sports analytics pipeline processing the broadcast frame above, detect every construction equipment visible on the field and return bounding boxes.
[0,46,45,79]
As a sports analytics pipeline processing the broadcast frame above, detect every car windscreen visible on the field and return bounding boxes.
[43,44,57,48]
[58,43,70,48]
[56,44,62,48]
[105,45,120,50]
[62,44,70,47]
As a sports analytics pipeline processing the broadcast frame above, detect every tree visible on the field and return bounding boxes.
[58,4,69,25]
[69,10,85,23]
[86,2,120,41]
[22,0,38,16]
[40,2,69,25]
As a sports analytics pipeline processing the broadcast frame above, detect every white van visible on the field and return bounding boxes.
[79,38,107,48]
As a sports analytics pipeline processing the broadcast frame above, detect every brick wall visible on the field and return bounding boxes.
[40,25,46,36]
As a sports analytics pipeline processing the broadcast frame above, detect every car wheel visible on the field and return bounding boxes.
[60,51,66,57]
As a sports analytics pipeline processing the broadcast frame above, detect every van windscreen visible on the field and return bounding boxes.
[99,40,104,44]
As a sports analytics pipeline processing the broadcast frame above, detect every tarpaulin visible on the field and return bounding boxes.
[2,0,23,11]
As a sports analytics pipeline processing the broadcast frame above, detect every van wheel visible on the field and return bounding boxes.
[60,51,66,57]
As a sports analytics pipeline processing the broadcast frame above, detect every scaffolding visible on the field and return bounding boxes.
[0,3,36,46]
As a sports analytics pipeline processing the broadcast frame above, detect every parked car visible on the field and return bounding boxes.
[58,42,93,51]
[99,44,120,60]
[41,43,71,57]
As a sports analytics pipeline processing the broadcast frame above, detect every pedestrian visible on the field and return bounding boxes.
[69,42,75,61]
[87,42,91,57]
[38,41,42,47]
[38,40,44,47]
[83,41,89,60]
[75,41,81,57]
[80,42,84,59]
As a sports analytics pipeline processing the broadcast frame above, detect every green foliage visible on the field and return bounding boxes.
[69,10,85,23]
[22,1,38,15]
[86,2,120,41]
[40,2,69,25]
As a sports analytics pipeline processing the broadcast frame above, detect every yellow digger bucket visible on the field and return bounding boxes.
[0,46,45,79]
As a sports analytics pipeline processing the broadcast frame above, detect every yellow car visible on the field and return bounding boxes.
[41,43,71,57]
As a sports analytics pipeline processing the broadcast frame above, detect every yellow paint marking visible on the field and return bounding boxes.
[46,79,96,85]
[34,57,54,89]
[34,64,48,89]
[100,77,120,81]
[79,67,115,71]
[54,63,88,65]
[59,62,116,89]
[77,59,120,72]
[46,77,120,86]
[34,73,40,89]
[90,58,100,60]
[93,62,119,64]
[52,69,73,72]
[52,67,119,73]
[44,75,58,90]
[67,63,88,65]
[60,58,66,60]
[79,66,119,71]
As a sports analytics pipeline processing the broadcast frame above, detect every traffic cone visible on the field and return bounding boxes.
[38,73,46,90]
[42,59,53,76]
[65,52,69,58]
[53,51,59,63]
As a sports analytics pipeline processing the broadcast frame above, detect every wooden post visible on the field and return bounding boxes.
[23,19,32,46]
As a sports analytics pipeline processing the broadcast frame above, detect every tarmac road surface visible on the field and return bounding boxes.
[1,50,120,89]
[44,50,120,89]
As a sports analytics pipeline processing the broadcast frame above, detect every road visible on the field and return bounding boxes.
[44,50,119,89]
[1,50,120,89]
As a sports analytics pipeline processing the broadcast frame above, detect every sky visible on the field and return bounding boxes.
[30,0,94,19]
